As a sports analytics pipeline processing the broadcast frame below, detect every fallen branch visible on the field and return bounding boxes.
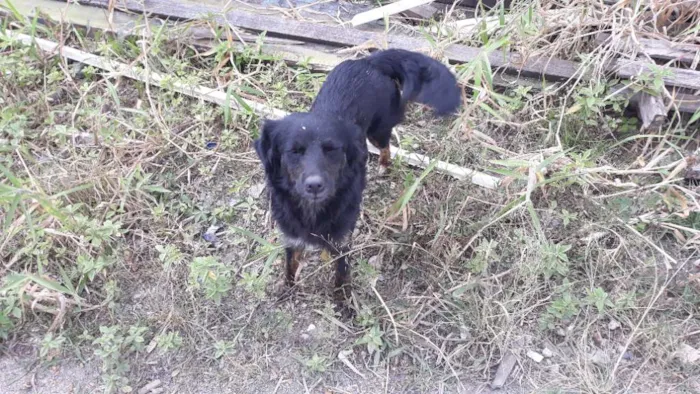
[6,30,501,189]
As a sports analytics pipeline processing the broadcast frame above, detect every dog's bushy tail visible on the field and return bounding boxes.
[365,49,461,115]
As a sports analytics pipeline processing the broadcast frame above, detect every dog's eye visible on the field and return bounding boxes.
[322,144,339,153]
[291,146,306,155]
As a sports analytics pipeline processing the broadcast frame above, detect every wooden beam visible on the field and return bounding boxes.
[72,0,583,81]
[637,92,667,131]
[596,33,700,65]
[400,2,439,20]
[71,0,700,91]
[8,0,700,115]
[5,29,501,189]
[350,0,435,27]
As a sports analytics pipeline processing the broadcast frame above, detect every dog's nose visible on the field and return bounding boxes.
[304,175,325,195]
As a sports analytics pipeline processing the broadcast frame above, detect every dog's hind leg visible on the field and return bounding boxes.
[367,123,394,175]
[285,247,303,286]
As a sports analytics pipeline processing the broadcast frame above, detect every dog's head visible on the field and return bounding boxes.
[254,113,367,205]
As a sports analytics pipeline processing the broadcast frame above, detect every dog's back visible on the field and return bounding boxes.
[310,49,461,132]
[310,59,401,133]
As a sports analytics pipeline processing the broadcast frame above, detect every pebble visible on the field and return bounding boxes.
[526,350,544,363]
[248,183,266,199]
[608,318,621,330]
[542,347,554,358]
[590,349,610,366]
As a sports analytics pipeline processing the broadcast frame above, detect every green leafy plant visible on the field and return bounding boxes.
[77,254,115,282]
[304,353,328,373]
[214,340,236,359]
[155,331,182,352]
[356,325,385,356]
[188,256,233,303]
[40,333,66,361]
[155,244,183,269]
[466,239,499,275]
[92,325,150,393]
[540,242,571,280]
[585,287,613,314]
[539,287,581,331]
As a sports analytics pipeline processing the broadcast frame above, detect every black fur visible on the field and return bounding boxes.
[254,49,461,299]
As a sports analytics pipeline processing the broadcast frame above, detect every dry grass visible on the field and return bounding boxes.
[1,0,700,393]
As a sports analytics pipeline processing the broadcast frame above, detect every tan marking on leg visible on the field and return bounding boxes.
[378,147,391,174]
[286,249,303,286]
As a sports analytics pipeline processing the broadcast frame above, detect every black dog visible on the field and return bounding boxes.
[254,49,461,299]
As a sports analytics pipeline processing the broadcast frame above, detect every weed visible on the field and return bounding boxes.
[540,284,581,331]
[188,256,233,303]
[538,242,571,280]
[585,287,614,315]
[40,333,65,361]
[155,331,183,352]
[213,340,236,359]
[304,353,329,373]
[155,244,184,270]
[356,325,385,357]
[466,239,499,275]
[90,325,150,393]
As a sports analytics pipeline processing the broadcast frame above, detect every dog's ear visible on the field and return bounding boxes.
[345,125,368,167]
[255,119,281,177]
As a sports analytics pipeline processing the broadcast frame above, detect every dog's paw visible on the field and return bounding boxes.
[377,165,390,177]
[274,278,297,301]
[332,286,355,319]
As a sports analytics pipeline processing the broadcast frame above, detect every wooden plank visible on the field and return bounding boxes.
[9,0,700,115]
[350,0,435,27]
[597,33,700,65]
[73,0,583,81]
[5,29,501,189]
[637,92,667,131]
[72,0,700,91]
[614,59,700,91]
[401,2,439,20]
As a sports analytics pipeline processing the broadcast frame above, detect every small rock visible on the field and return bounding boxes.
[589,349,610,366]
[300,333,311,341]
[138,380,162,394]
[608,318,621,330]
[490,351,517,389]
[526,350,544,363]
[556,328,567,337]
[675,344,700,364]
[307,324,316,332]
[368,255,381,269]
[542,347,554,358]
[248,183,266,199]
[459,325,470,340]
[202,225,220,243]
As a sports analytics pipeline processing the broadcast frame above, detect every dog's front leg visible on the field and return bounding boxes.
[329,245,352,300]
[285,247,303,286]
